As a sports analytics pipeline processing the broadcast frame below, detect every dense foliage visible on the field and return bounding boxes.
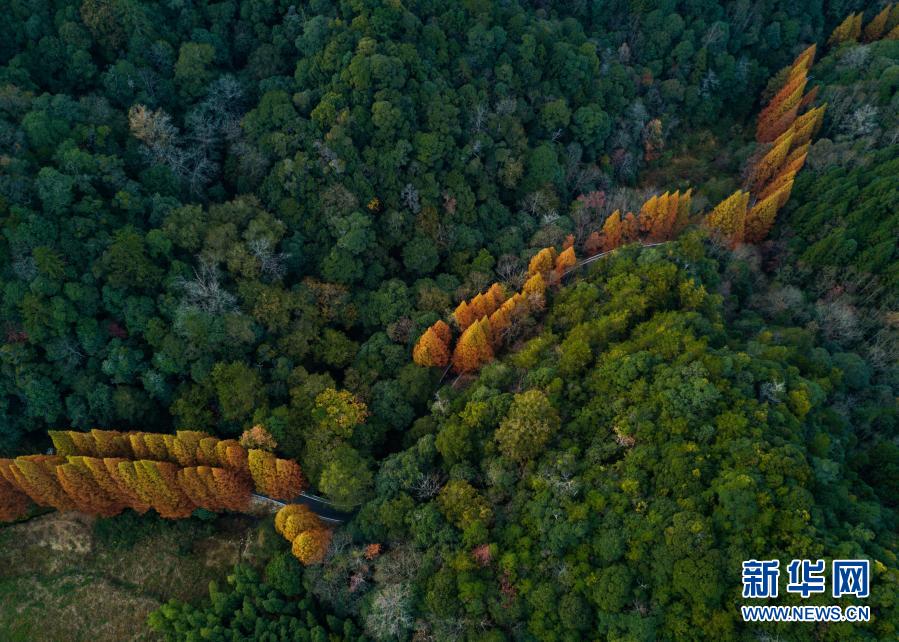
[772,39,899,373]
[344,236,897,640]
[0,0,853,481]
[2,1,897,640]
[149,555,366,641]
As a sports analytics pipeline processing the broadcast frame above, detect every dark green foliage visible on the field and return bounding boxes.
[1,2,896,640]
[344,238,898,640]
[148,563,366,641]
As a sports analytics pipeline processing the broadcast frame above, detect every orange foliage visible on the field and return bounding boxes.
[452,318,494,373]
[0,477,29,521]
[431,319,451,345]
[7,456,76,512]
[247,449,305,499]
[638,190,691,241]
[756,73,807,142]
[240,425,278,452]
[600,210,624,252]
[797,86,819,113]
[453,299,476,332]
[56,460,124,516]
[413,325,451,368]
[554,246,576,280]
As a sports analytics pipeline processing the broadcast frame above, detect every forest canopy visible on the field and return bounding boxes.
[1,0,897,640]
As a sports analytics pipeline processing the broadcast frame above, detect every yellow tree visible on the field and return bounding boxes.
[527,247,557,277]
[706,190,749,247]
[792,44,817,73]
[135,460,195,518]
[747,179,796,243]
[791,105,826,147]
[48,431,77,456]
[466,293,484,319]
[748,130,794,194]
[485,283,506,312]
[275,504,322,541]
[215,440,248,472]
[829,13,863,45]
[639,191,683,241]
[128,433,153,460]
[270,458,306,500]
[248,449,278,496]
[521,272,547,310]
[797,87,819,115]
[142,433,170,461]
[773,178,796,208]
[744,193,780,243]
[672,189,693,236]
[864,4,893,42]
[209,468,251,511]
[9,456,77,512]
[638,194,659,237]
[68,431,99,456]
[177,466,216,508]
[621,212,640,244]
[92,430,130,457]
[172,430,207,466]
[103,458,150,513]
[488,305,512,347]
[292,529,332,565]
[757,170,796,203]
[600,210,623,252]
[197,437,221,466]
[83,457,148,512]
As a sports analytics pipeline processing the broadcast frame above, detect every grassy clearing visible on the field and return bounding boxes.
[0,510,266,641]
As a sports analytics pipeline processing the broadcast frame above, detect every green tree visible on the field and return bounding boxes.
[494,389,560,463]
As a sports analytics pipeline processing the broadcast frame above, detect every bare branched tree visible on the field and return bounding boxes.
[248,238,290,281]
[365,583,414,639]
[401,183,421,214]
[175,260,237,314]
[408,472,443,500]
[496,254,527,290]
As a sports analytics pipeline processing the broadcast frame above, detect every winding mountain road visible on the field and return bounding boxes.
[252,491,352,524]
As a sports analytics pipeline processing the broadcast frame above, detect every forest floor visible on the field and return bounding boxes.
[0,511,266,641]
